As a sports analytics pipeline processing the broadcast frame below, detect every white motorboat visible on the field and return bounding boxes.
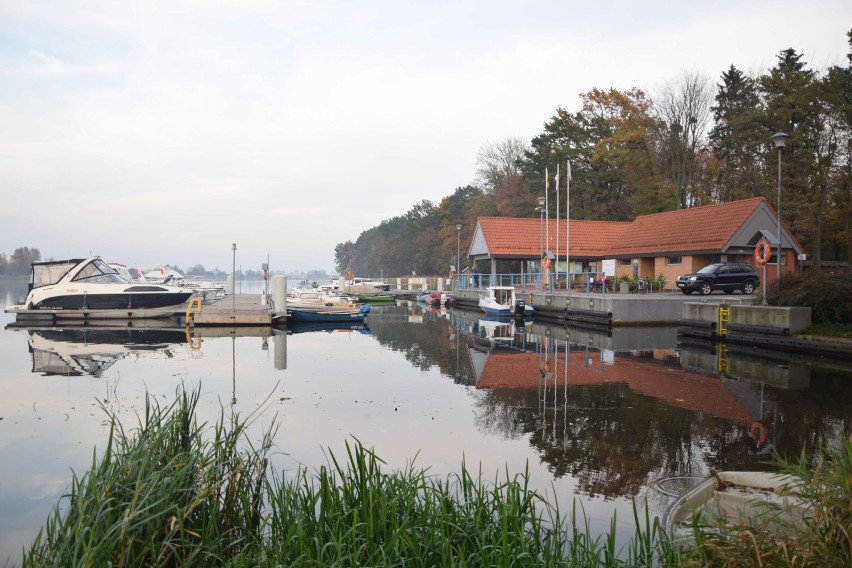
[478,286,534,318]
[5,258,194,319]
[663,470,808,546]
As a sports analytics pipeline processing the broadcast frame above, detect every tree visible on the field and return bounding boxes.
[334,241,355,275]
[475,138,527,194]
[0,252,8,275]
[10,247,41,275]
[654,69,715,208]
[709,65,766,202]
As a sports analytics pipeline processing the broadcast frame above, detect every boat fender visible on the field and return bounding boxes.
[750,421,767,446]
[359,305,372,314]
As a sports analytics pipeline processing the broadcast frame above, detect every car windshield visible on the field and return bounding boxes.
[696,264,723,274]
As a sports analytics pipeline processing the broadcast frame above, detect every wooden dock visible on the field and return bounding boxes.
[187,294,275,326]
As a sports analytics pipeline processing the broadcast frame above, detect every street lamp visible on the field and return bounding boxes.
[771,132,789,281]
[232,243,237,312]
[456,223,462,290]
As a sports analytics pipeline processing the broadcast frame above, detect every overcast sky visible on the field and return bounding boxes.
[1,1,848,275]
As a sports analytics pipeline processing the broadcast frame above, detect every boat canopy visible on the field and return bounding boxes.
[30,258,126,290]
[30,259,85,290]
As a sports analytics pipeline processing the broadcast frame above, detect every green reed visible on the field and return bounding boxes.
[23,387,682,567]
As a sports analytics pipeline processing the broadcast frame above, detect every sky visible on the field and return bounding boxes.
[1,1,849,275]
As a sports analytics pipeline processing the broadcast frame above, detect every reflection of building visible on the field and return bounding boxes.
[21,327,187,377]
[473,346,782,431]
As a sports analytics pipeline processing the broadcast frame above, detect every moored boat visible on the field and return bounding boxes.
[663,470,808,546]
[478,286,534,318]
[5,258,194,320]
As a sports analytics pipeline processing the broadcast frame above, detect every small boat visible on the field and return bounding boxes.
[6,258,194,320]
[287,305,370,323]
[417,291,442,306]
[478,286,534,318]
[663,470,808,546]
[355,293,395,303]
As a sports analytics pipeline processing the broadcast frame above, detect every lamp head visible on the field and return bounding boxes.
[456,224,462,231]
[771,132,789,149]
[537,196,545,207]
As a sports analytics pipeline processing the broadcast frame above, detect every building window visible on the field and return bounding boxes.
[619,258,631,266]
[666,256,682,265]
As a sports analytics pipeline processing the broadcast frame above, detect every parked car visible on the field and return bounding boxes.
[676,263,759,295]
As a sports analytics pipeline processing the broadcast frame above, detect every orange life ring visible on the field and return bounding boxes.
[449,269,455,280]
[750,421,767,446]
[754,240,771,266]
[542,256,552,269]
[540,362,551,374]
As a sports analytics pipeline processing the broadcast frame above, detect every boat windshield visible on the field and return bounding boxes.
[72,259,129,284]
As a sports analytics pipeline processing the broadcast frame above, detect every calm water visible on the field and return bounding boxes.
[1,278,851,564]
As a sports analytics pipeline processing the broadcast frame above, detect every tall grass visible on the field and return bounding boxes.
[20,387,719,566]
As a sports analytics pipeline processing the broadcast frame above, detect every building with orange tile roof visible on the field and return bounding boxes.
[468,197,803,289]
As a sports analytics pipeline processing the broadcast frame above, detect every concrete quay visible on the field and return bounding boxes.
[450,288,736,326]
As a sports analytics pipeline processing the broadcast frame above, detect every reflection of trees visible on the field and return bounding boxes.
[367,307,477,387]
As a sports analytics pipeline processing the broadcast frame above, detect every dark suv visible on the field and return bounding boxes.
[676,263,759,295]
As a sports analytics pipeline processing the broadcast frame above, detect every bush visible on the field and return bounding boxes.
[765,267,852,325]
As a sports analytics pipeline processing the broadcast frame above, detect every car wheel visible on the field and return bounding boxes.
[743,282,755,295]
[699,282,712,295]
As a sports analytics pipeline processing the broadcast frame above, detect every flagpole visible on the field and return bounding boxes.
[566,160,571,294]
[545,167,549,259]
[555,163,560,292]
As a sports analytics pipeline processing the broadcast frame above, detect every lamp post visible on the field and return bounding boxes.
[456,223,462,290]
[771,132,789,282]
[231,243,237,312]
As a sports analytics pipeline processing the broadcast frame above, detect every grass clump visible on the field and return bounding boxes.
[23,387,673,567]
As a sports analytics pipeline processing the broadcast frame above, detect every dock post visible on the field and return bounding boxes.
[273,275,287,315]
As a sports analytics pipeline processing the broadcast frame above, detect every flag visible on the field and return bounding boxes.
[545,167,549,191]
[555,164,559,193]
[567,159,572,181]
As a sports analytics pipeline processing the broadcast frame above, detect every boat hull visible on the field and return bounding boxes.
[30,291,193,311]
[663,471,807,546]
[287,308,367,323]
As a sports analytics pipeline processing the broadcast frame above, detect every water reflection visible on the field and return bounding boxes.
[18,326,188,377]
[368,305,851,500]
[4,302,851,505]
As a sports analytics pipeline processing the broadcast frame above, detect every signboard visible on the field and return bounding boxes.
[602,259,616,277]
[797,254,807,261]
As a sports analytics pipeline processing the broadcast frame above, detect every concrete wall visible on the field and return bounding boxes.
[682,302,812,334]
[730,305,811,333]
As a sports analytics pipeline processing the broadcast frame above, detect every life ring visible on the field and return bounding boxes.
[540,362,551,374]
[542,256,552,269]
[754,240,771,266]
[449,269,455,280]
[750,421,767,446]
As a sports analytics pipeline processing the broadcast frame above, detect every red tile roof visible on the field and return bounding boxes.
[609,198,767,256]
[477,217,630,259]
[476,198,793,258]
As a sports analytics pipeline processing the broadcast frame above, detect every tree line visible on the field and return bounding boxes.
[335,31,852,277]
